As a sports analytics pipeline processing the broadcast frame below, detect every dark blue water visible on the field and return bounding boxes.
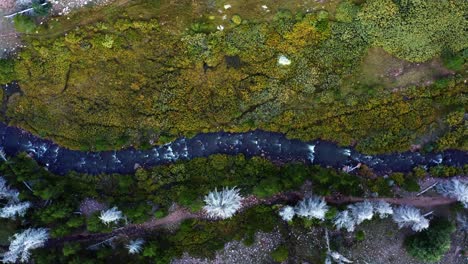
[0,121,466,175]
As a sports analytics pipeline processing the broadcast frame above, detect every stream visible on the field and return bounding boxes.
[0,119,466,175]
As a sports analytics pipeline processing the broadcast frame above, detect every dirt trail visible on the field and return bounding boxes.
[325,196,457,207]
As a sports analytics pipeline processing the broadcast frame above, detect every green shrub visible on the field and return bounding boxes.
[368,177,392,196]
[412,167,427,179]
[32,2,52,17]
[405,218,456,262]
[271,245,289,262]
[13,15,37,33]
[86,213,111,233]
[402,176,420,192]
[429,165,462,177]
[231,15,242,25]
[253,178,282,198]
[442,50,465,71]
[0,59,15,84]
[154,210,166,219]
[142,242,158,258]
[355,230,365,241]
[335,1,359,23]
[62,242,81,257]
[390,173,405,186]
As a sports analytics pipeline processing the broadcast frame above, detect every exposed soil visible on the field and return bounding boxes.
[0,16,20,58]
[359,47,455,90]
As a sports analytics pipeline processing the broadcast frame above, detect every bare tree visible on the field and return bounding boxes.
[334,210,356,232]
[436,179,468,208]
[295,196,329,221]
[0,177,19,202]
[99,207,123,225]
[279,205,295,222]
[0,202,31,219]
[325,229,353,264]
[0,148,7,161]
[2,228,49,263]
[392,206,429,232]
[373,200,393,219]
[348,201,373,224]
[456,213,467,232]
[204,187,242,219]
[126,238,144,254]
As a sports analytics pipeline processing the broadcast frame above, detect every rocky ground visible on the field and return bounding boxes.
[0,1,21,58]
[49,0,112,15]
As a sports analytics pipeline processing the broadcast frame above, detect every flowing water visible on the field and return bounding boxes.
[0,117,466,175]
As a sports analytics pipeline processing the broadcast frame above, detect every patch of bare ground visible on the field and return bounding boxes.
[289,226,328,263]
[359,47,455,90]
[0,16,21,58]
[79,197,107,216]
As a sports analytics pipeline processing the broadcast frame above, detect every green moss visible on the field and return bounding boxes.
[271,245,289,262]
[355,230,365,241]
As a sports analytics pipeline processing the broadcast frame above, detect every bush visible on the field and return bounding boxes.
[402,176,420,192]
[405,218,456,262]
[368,177,392,196]
[335,0,359,23]
[32,2,52,16]
[231,15,242,25]
[358,0,466,62]
[62,242,81,257]
[390,173,405,186]
[0,59,15,84]
[13,15,37,33]
[355,230,365,241]
[442,50,465,71]
[271,245,289,262]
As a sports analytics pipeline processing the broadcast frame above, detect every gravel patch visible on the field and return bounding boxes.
[49,0,113,15]
[0,16,21,58]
